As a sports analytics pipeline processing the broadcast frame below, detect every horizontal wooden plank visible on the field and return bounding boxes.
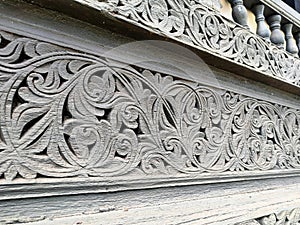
[2,176,299,225]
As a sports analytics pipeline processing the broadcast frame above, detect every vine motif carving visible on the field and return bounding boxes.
[1,30,300,181]
[236,208,300,225]
[108,0,300,86]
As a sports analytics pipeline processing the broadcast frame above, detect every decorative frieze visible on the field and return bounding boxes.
[1,1,300,224]
[1,30,300,181]
[106,0,300,86]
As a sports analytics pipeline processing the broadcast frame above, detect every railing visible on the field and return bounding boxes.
[282,0,300,12]
[225,0,300,56]
[22,0,300,91]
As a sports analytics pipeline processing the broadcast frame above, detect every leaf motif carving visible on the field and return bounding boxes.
[1,30,300,180]
[109,0,300,87]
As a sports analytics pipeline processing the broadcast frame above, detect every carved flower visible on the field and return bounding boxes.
[255,140,277,169]
[112,129,138,161]
[114,134,133,157]
[121,105,139,129]
[251,110,262,128]
[63,119,112,168]
[249,137,261,153]
[206,127,224,145]
[285,136,300,160]
[262,122,275,139]
[68,66,117,120]
[262,140,275,162]
[148,0,168,24]
[83,67,115,102]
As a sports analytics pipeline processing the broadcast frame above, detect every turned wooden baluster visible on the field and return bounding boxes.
[282,23,298,56]
[252,4,270,40]
[228,0,249,28]
[267,15,285,48]
[294,32,300,57]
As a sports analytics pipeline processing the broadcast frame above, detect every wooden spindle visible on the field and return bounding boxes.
[267,15,285,48]
[282,23,298,55]
[252,4,270,40]
[228,0,249,28]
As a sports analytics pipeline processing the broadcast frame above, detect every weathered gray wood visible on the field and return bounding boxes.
[1,1,300,224]
[0,0,300,199]
[7,0,300,95]
[237,208,300,225]
[282,23,299,55]
[0,0,133,57]
[267,15,285,48]
[1,177,299,224]
[228,0,249,27]
[252,4,271,40]
[17,0,300,91]
[257,0,300,29]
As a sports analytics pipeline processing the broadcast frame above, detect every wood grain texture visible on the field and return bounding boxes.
[2,177,299,225]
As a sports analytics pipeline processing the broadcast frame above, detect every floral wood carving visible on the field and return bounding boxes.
[1,30,300,181]
[106,0,300,86]
[236,208,300,225]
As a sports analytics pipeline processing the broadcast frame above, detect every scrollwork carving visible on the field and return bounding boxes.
[108,0,300,87]
[1,30,300,181]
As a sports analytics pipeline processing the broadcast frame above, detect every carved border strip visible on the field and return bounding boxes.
[100,0,300,87]
[236,208,300,225]
[1,30,300,183]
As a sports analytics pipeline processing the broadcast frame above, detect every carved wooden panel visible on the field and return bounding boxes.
[1,30,300,183]
[1,1,300,224]
[101,0,300,87]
